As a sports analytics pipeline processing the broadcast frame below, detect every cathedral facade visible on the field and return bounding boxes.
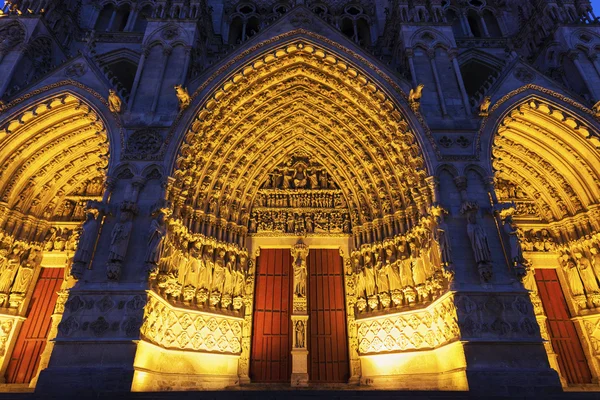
[0,0,600,395]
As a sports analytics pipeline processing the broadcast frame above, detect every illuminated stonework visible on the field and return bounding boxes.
[1,0,600,395]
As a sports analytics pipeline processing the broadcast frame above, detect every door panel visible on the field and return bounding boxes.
[250,249,291,382]
[5,267,64,384]
[535,269,592,384]
[307,249,349,383]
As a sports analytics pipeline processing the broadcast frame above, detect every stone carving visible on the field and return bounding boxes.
[107,208,134,281]
[151,218,249,313]
[348,213,448,314]
[408,83,424,112]
[140,292,243,353]
[502,214,528,279]
[145,212,167,276]
[8,247,41,307]
[294,319,306,348]
[64,62,87,77]
[174,85,191,110]
[71,212,99,279]
[126,129,163,156]
[356,294,459,354]
[107,89,122,113]
[291,242,309,313]
[462,202,492,284]
[479,96,491,117]
[0,319,13,357]
[0,21,25,56]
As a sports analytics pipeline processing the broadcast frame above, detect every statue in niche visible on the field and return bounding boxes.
[464,205,493,283]
[294,257,307,297]
[176,239,191,287]
[574,250,600,294]
[434,212,454,277]
[294,320,305,348]
[385,245,402,291]
[503,215,527,278]
[563,256,585,296]
[376,256,389,293]
[144,212,167,276]
[71,212,99,279]
[233,259,245,297]
[293,164,308,188]
[107,210,134,281]
[287,213,295,233]
[185,241,202,287]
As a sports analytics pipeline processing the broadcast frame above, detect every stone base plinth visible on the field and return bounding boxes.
[359,341,468,391]
[131,340,240,391]
[290,349,308,387]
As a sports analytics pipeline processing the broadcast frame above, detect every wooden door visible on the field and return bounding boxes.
[535,269,592,384]
[250,249,292,382]
[5,267,64,384]
[307,249,349,383]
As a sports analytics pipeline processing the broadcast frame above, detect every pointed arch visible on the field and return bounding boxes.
[169,39,434,247]
[481,87,600,223]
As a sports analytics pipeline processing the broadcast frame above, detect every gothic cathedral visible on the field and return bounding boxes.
[0,0,600,396]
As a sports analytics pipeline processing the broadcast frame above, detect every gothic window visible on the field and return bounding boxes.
[459,58,500,98]
[133,5,153,33]
[227,3,260,44]
[482,10,501,37]
[95,4,114,31]
[467,10,483,37]
[339,5,372,46]
[445,9,463,37]
[113,4,131,31]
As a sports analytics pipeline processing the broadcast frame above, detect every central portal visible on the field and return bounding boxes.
[250,248,349,383]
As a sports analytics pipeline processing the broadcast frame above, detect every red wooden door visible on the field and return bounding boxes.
[250,249,292,382]
[307,249,349,383]
[5,267,64,384]
[535,269,592,384]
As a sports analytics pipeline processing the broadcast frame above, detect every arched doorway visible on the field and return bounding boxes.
[488,95,600,386]
[135,40,463,389]
[0,91,111,385]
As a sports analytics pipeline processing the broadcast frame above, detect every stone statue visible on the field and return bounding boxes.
[408,83,424,112]
[563,257,585,296]
[174,85,191,110]
[10,248,41,295]
[479,96,491,117]
[574,251,600,294]
[0,249,14,294]
[212,249,227,294]
[590,244,600,281]
[144,212,167,276]
[223,253,236,296]
[107,210,133,281]
[294,258,307,297]
[434,214,454,276]
[307,169,319,188]
[466,212,492,265]
[503,215,528,278]
[295,320,305,348]
[71,212,99,279]
[108,89,122,113]
[199,245,213,290]
[362,252,376,297]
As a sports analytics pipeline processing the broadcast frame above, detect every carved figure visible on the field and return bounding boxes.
[144,212,167,275]
[466,212,492,264]
[0,247,21,295]
[10,248,40,295]
[71,212,99,279]
[107,210,133,280]
[503,215,527,277]
[174,85,191,110]
[108,89,122,113]
[479,96,491,117]
[575,251,600,294]
[408,83,424,112]
[564,257,585,296]
[295,320,305,348]
[294,258,307,297]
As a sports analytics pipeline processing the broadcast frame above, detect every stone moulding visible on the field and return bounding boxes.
[140,290,243,355]
[356,292,459,355]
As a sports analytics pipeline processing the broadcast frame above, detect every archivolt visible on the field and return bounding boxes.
[0,93,109,218]
[492,99,600,221]
[172,41,431,240]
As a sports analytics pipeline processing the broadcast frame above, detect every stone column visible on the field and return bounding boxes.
[290,242,309,387]
[449,49,472,115]
[428,49,448,117]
